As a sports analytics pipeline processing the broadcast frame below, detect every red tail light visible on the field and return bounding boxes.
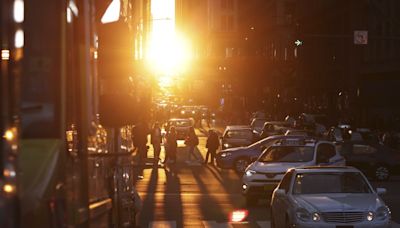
[229,209,249,223]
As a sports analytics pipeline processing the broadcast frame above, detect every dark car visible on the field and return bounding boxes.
[259,121,292,139]
[337,140,400,181]
[166,118,194,140]
[220,125,256,150]
[216,135,307,173]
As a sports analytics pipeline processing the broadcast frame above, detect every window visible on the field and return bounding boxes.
[259,146,314,163]
[226,130,252,139]
[353,144,377,155]
[293,172,372,194]
[279,170,294,193]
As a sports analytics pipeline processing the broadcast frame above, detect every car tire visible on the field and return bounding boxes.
[245,195,257,206]
[234,157,250,174]
[375,165,390,181]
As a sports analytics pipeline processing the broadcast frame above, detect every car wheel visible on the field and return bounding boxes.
[375,165,390,181]
[245,195,257,206]
[234,157,250,174]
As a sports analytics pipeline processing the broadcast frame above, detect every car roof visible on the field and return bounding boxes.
[226,125,252,130]
[292,166,360,174]
[168,118,191,122]
[265,121,288,125]
[271,138,330,147]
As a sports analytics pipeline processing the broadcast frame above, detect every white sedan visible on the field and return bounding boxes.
[271,166,391,228]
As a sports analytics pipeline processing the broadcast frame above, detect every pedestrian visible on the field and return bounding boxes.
[185,126,201,163]
[163,126,177,164]
[204,130,220,165]
[133,122,149,165]
[150,122,162,165]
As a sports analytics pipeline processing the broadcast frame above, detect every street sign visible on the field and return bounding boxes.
[354,30,368,45]
[294,39,303,46]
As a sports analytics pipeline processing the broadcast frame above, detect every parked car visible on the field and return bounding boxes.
[337,140,400,181]
[326,125,380,143]
[297,113,329,136]
[216,135,308,174]
[259,121,292,139]
[166,118,194,140]
[271,166,391,228]
[220,125,256,150]
[242,138,345,205]
[178,105,198,118]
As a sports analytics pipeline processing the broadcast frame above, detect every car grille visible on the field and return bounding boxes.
[322,212,365,223]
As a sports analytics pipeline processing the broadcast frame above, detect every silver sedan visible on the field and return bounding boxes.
[270,166,391,228]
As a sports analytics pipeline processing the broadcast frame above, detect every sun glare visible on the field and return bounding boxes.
[146,0,192,76]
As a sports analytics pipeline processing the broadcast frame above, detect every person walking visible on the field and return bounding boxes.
[185,126,201,163]
[133,122,149,165]
[150,122,162,165]
[163,126,177,164]
[204,129,220,165]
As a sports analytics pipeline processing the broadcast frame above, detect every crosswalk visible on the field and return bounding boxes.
[148,220,400,228]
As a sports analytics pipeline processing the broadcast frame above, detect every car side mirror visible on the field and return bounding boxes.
[376,188,387,195]
[275,189,286,197]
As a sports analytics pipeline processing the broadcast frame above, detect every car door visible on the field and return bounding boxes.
[273,170,294,226]
[345,143,378,175]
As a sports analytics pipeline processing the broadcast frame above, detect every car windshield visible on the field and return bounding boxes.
[226,130,252,139]
[259,146,314,162]
[169,120,191,127]
[247,137,278,149]
[293,172,372,194]
[251,119,266,128]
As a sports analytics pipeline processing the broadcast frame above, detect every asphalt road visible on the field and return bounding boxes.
[133,126,400,228]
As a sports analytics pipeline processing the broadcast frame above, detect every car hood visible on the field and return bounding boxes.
[294,194,385,212]
[251,162,307,173]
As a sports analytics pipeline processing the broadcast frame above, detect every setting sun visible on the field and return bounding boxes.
[146,0,192,76]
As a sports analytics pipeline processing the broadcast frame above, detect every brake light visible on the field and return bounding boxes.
[229,209,248,223]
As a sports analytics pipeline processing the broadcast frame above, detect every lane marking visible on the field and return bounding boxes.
[149,221,176,228]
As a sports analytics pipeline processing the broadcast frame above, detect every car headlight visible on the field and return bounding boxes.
[367,211,374,221]
[223,143,231,148]
[312,212,321,222]
[296,208,311,222]
[375,206,390,221]
[220,152,232,158]
[245,170,256,177]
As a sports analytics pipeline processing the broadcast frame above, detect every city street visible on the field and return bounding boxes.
[133,125,400,228]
